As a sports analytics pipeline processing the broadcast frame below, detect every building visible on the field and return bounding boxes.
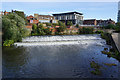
[34,14,58,23]
[83,19,97,26]
[83,19,115,27]
[118,1,120,22]
[1,11,10,15]
[53,11,83,25]
[27,15,39,25]
[97,19,115,26]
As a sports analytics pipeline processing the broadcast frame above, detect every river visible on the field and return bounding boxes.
[2,34,120,78]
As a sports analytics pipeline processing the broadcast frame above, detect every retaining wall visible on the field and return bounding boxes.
[112,33,120,53]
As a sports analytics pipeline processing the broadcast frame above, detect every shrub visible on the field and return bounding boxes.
[78,27,94,34]
[95,30,103,34]
[3,40,14,47]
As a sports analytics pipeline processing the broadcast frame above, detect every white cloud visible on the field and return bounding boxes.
[1,0,120,2]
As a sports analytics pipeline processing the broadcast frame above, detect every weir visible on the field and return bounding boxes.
[14,34,106,47]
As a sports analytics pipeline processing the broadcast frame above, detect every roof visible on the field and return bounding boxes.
[35,14,54,17]
[84,19,96,21]
[26,25,32,29]
[53,11,83,16]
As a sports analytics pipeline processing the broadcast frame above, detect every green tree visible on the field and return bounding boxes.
[67,21,73,26]
[2,13,30,45]
[32,24,37,34]
[44,27,52,35]
[76,24,79,28]
[78,27,94,34]
[104,24,116,29]
[115,22,120,32]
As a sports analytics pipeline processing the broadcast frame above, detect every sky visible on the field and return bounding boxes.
[1,2,118,22]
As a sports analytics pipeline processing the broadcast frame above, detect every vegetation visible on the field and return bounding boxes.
[103,63,117,67]
[13,10,28,25]
[101,32,120,61]
[55,21,67,35]
[101,32,111,45]
[90,61,101,75]
[101,49,120,61]
[31,23,52,36]
[75,24,79,28]
[103,23,120,32]
[3,40,14,47]
[104,24,116,29]
[2,13,30,46]
[95,30,103,34]
[78,27,94,34]
[115,22,120,32]
[66,21,73,26]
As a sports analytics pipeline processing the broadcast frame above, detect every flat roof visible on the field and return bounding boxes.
[53,11,83,16]
[84,19,96,21]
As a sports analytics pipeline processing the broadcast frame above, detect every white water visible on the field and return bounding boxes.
[22,35,101,42]
[14,34,106,46]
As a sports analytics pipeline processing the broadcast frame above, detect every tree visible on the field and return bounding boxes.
[2,13,30,44]
[67,21,73,26]
[58,21,66,27]
[115,22,120,32]
[78,27,94,34]
[76,24,79,28]
[45,23,52,26]
[32,24,37,34]
[44,27,52,35]
[104,24,116,29]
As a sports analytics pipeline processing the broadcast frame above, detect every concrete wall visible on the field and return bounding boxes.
[112,33,120,53]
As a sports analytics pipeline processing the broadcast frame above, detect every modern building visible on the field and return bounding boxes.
[118,1,120,22]
[53,11,83,25]
[83,19,97,26]
[34,14,58,23]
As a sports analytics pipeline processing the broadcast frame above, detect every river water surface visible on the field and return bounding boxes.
[2,34,119,78]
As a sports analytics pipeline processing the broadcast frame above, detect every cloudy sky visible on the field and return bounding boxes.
[1,2,118,22]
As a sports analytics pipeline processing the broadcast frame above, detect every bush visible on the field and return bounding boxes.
[104,24,116,29]
[78,27,94,34]
[95,30,103,34]
[3,40,14,47]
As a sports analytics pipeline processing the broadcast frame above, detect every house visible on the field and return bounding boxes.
[26,15,39,25]
[34,14,58,23]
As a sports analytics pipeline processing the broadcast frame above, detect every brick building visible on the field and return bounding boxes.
[27,15,39,25]
[97,19,115,26]
[83,19,115,27]
[83,19,97,25]
[34,14,58,23]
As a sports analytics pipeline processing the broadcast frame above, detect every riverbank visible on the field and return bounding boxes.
[101,32,120,61]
